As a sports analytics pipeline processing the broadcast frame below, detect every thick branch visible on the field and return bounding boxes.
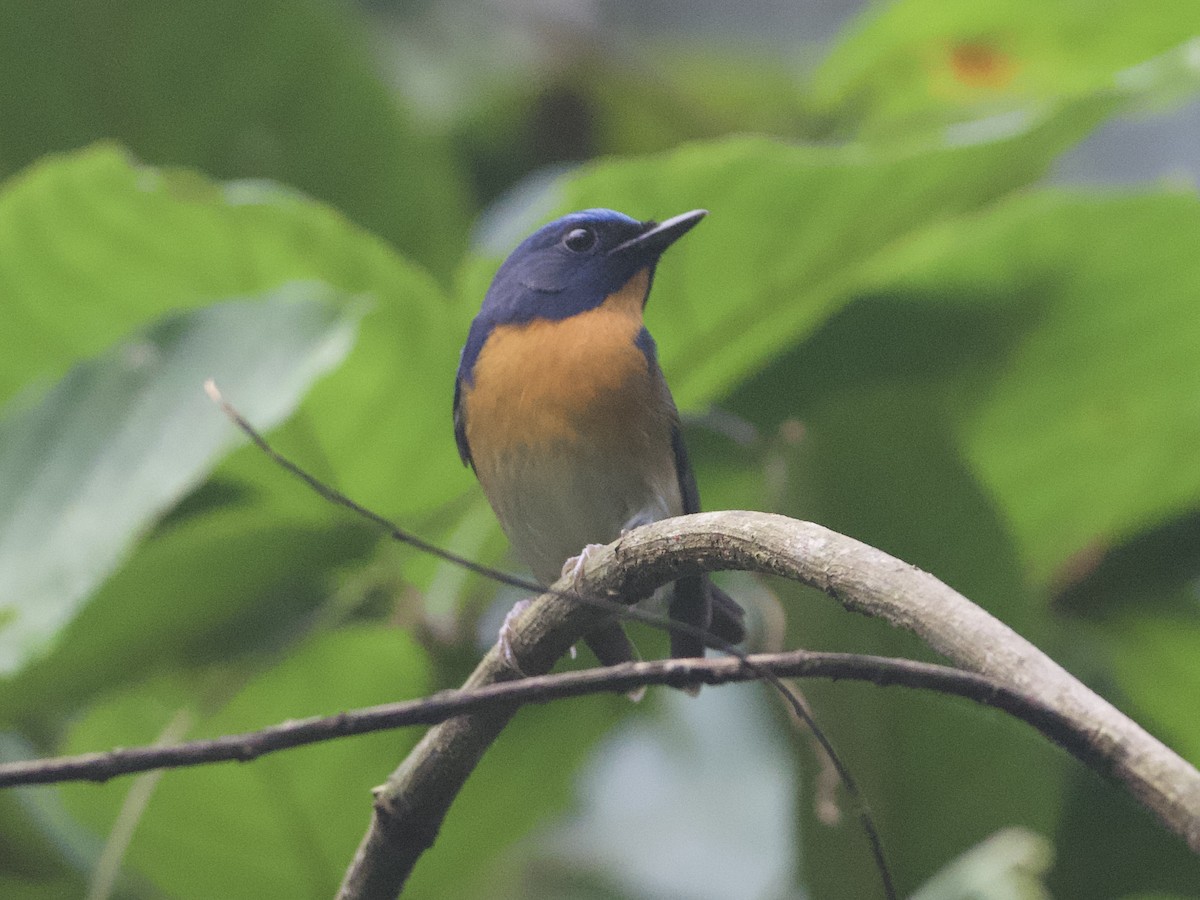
[338,512,1200,899]
[0,651,1080,789]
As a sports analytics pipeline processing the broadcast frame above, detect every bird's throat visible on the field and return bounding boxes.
[464,269,655,455]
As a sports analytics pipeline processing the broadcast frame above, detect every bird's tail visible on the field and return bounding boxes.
[708,582,747,645]
[668,576,746,659]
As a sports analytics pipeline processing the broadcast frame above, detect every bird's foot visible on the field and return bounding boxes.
[561,543,607,589]
[498,598,534,674]
[500,598,581,673]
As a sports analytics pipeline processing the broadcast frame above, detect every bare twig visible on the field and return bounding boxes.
[338,512,1200,899]
[0,651,1080,789]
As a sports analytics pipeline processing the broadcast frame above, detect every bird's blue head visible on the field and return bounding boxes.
[459,208,706,381]
[479,208,706,324]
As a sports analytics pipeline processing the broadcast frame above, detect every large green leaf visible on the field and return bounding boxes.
[765,387,1058,897]
[461,102,1101,412]
[1049,589,1200,897]
[0,146,472,720]
[1110,614,1200,768]
[810,0,1200,137]
[0,0,469,274]
[724,186,1200,893]
[56,626,429,899]
[862,190,1200,583]
[0,291,358,676]
[0,145,471,517]
[726,186,1200,597]
[0,502,377,725]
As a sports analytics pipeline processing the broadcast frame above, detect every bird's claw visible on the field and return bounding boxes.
[498,598,534,674]
[561,543,607,589]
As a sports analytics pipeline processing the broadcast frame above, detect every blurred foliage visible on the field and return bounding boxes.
[0,0,1199,898]
[0,292,359,678]
[810,0,1200,138]
[57,627,430,898]
[0,0,471,276]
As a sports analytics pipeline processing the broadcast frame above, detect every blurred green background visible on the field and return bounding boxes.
[1,0,1199,897]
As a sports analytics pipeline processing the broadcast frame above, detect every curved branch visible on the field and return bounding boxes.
[338,511,1200,899]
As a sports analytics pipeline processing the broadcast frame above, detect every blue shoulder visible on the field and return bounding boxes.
[671,423,701,514]
[634,326,659,367]
[453,316,496,468]
[636,326,700,513]
[452,372,472,467]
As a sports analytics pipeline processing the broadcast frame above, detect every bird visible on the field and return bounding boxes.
[453,207,746,668]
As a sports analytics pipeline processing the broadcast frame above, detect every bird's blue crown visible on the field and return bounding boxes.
[457,207,706,390]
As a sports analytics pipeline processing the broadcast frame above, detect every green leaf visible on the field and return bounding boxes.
[0,877,84,899]
[462,104,1100,412]
[863,190,1200,583]
[0,502,377,724]
[0,291,358,676]
[0,144,471,518]
[910,828,1052,900]
[811,0,1200,137]
[725,186,1200,587]
[57,626,429,900]
[1051,754,1200,898]
[0,146,470,717]
[0,0,469,274]
[723,186,1200,892]
[1109,615,1200,768]
[761,387,1060,898]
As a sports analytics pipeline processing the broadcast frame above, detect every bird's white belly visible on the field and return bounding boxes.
[484,442,682,586]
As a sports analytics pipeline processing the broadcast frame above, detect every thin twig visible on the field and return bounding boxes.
[0,651,1083,789]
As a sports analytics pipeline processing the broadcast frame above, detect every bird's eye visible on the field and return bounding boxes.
[563,227,597,253]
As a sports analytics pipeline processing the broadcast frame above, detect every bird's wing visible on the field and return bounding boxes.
[452,374,473,468]
[669,421,702,515]
[670,417,747,650]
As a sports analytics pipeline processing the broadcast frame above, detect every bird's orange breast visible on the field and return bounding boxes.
[459,268,684,584]
[462,269,661,458]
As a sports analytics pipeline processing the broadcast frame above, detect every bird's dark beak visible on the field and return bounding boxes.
[611,209,707,258]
